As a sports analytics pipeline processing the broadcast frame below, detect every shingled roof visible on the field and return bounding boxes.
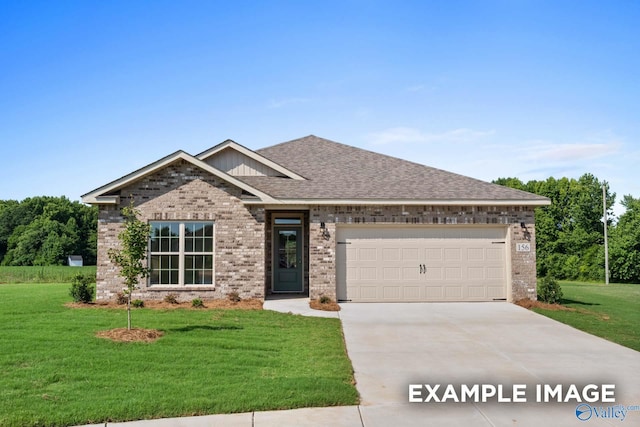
[237,135,549,205]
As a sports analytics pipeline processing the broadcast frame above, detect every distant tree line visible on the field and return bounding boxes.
[0,196,97,266]
[495,174,640,283]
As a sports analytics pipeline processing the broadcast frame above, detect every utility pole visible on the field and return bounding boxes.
[603,184,609,285]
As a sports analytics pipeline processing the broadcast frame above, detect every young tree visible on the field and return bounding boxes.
[108,202,151,330]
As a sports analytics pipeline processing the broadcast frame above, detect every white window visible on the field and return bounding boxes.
[149,221,214,286]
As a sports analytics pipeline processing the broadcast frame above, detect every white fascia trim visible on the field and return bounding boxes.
[81,151,278,205]
[245,199,551,207]
[197,140,306,180]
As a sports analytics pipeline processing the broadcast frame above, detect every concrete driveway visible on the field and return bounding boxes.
[339,302,640,427]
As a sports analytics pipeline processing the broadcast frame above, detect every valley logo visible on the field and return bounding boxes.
[576,403,640,422]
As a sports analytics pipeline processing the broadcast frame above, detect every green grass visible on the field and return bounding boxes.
[0,266,97,284]
[0,284,358,427]
[532,281,640,352]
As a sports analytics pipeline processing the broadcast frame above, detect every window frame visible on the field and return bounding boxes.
[148,221,215,287]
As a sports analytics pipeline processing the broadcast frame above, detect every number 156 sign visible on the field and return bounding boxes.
[516,243,531,252]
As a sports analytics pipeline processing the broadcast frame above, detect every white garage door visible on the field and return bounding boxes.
[336,226,508,302]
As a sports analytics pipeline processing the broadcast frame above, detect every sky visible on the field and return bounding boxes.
[1,0,638,217]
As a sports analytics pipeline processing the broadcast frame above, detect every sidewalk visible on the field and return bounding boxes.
[80,406,363,427]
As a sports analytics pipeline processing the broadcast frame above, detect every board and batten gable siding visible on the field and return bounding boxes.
[95,159,266,302]
[307,204,537,302]
[203,147,284,177]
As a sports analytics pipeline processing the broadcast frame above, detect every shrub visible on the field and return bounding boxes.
[132,299,145,308]
[164,293,179,304]
[538,276,563,304]
[191,298,204,308]
[69,274,95,303]
[227,291,241,303]
[319,295,331,304]
[115,292,128,305]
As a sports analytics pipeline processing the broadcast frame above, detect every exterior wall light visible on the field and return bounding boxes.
[320,222,330,240]
[520,222,531,241]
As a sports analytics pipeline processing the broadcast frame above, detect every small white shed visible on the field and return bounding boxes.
[68,255,83,267]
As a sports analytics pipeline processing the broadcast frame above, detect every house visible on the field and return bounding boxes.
[82,135,550,303]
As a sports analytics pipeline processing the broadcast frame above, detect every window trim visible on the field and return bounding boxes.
[148,221,215,287]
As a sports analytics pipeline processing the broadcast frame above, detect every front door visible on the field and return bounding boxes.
[273,226,303,292]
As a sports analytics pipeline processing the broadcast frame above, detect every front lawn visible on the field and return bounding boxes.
[532,281,640,352]
[0,284,358,427]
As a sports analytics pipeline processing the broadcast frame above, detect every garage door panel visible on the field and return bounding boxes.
[338,226,507,302]
[425,248,442,260]
[358,248,377,261]
[425,286,444,299]
[468,267,485,280]
[444,248,461,261]
[402,248,419,260]
[360,267,377,280]
[403,286,421,300]
[468,286,486,299]
[467,248,485,261]
[488,286,506,298]
[445,267,462,280]
[360,286,377,299]
[383,286,401,300]
[425,267,443,280]
[382,248,400,261]
[403,267,420,281]
[445,286,463,299]
[486,248,504,260]
[487,267,505,279]
[383,267,400,281]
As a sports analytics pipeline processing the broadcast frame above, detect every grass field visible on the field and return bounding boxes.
[0,283,358,427]
[0,266,96,284]
[532,281,640,352]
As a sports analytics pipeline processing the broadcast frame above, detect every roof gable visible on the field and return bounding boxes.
[197,140,305,180]
[81,150,277,204]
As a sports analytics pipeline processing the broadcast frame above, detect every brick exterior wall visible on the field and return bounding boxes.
[308,205,538,302]
[96,160,265,302]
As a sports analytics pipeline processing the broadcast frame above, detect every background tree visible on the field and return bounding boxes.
[0,196,97,266]
[495,174,615,281]
[107,202,151,330]
[609,195,640,283]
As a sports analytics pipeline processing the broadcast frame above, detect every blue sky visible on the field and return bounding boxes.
[1,0,638,216]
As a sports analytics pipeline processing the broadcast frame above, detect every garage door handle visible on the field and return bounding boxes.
[419,264,426,274]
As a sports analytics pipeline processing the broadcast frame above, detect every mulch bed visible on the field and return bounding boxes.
[96,328,164,343]
[67,299,263,310]
[514,299,575,311]
[515,299,610,320]
[309,299,341,311]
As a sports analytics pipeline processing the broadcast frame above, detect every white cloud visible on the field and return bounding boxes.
[521,141,622,162]
[368,126,495,145]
